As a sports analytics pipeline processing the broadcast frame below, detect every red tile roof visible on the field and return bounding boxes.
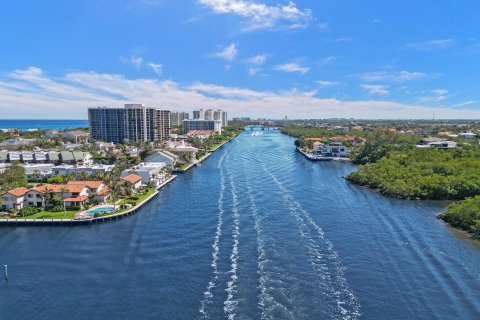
[121,174,142,184]
[5,187,29,197]
[96,186,110,196]
[64,195,88,202]
[187,130,214,136]
[67,181,104,189]
[32,184,86,193]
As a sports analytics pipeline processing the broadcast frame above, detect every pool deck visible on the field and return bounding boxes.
[0,175,176,227]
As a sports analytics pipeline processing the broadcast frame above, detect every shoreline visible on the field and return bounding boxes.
[296,147,352,162]
[0,176,176,227]
[0,132,240,227]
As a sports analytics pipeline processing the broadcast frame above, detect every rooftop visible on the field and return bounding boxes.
[121,174,143,184]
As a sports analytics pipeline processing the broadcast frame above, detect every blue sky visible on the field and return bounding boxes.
[1,0,480,119]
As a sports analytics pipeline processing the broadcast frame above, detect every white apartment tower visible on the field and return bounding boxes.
[192,108,228,127]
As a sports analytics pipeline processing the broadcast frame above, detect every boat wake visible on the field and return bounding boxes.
[262,164,362,320]
[198,152,228,318]
[245,177,294,320]
[223,170,241,319]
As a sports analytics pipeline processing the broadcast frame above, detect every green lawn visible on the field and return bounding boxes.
[23,209,80,219]
[132,189,156,205]
[174,163,193,171]
[208,141,227,152]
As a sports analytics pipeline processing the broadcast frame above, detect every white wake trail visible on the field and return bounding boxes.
[224,174,240,320]
[245,179,294,320]
[262,164,361,320]
[198,152,228,318]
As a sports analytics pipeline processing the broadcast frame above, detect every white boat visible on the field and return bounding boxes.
[251,131,263,136]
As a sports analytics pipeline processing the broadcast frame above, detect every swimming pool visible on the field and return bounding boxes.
[87,207,114,215]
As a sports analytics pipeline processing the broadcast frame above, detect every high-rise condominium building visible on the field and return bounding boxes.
[88,107,126,144]
[170,112,189,126]
[88,104,170,144]
[192,109,205,120]
[192,108,228,127]
[182,119,222,134]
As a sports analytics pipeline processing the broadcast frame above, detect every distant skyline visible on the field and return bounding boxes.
[1,0,480,119]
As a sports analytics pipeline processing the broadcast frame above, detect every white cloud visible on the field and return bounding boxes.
[148,62,163,76]
[246,54,267,65]
[213,43,237,61]
[275,62,309,74]
[320,55,336,66]
[406,39,454,50]
[198,0,313,30]
[418,95,449,104]
[432,89,448,95]
[317,81,339,86]
[1,66,480,119]
[357,70,427,82]
[361,84,389,95]
[450,101,477,108]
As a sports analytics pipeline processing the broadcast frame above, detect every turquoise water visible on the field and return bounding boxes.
[88,208,114,215]
[0,119,88,131]
[0,130,479,319]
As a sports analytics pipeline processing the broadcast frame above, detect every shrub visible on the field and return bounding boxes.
[67,206,81,211]
[129,196,139,200]
[51,206,64,212]
[20,206,38,216]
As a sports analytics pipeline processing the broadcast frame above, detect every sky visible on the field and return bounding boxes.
[1,0,480,119]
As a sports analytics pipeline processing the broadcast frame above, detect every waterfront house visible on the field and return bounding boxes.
[121,174,143,190]
[144,150,179,166]
[121,162,167,188]
[166,141,198,164]
[29,184,90,208]
[66,181,110,203]
[314,142,349,158]
[1,187,29,211]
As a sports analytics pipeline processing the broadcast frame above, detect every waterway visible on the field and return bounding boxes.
[1,130,479,319]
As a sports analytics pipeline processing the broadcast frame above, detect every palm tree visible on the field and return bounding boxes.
[39,186,53,210]
[79,171,89,181]
[109,180,121,211]
[65,172,76,183]
[59,186,69,215]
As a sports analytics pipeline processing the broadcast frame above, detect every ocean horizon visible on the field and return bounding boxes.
[0,119,88,131]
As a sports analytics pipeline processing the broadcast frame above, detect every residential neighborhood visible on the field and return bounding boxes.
[0,107,240,220]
